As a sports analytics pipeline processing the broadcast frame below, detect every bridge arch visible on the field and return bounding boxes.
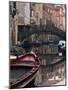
[21,25,66,40]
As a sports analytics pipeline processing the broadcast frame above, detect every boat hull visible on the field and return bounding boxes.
[10,52,40,89]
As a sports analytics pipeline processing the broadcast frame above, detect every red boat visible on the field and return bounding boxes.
[10,51,40,89]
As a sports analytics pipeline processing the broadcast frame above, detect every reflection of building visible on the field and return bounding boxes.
[35,60,65,85]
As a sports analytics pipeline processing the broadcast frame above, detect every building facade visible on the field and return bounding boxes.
[9,2,66,62]
[30,3,66,30]
[9,1,30,45]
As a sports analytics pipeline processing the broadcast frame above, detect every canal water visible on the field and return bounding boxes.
[34,59,66,87]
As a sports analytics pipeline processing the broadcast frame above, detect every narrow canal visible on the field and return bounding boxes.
[35,57,66,86]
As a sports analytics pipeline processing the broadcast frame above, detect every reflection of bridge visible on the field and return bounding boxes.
[20,25,66,40]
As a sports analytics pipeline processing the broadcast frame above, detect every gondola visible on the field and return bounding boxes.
[10,51,40,89]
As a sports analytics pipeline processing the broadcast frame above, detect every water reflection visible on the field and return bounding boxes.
[35,59,65,86]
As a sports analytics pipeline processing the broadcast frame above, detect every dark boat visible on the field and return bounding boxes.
[10,51,40,89]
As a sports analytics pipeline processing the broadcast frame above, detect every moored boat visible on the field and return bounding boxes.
[10,51,40,89]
